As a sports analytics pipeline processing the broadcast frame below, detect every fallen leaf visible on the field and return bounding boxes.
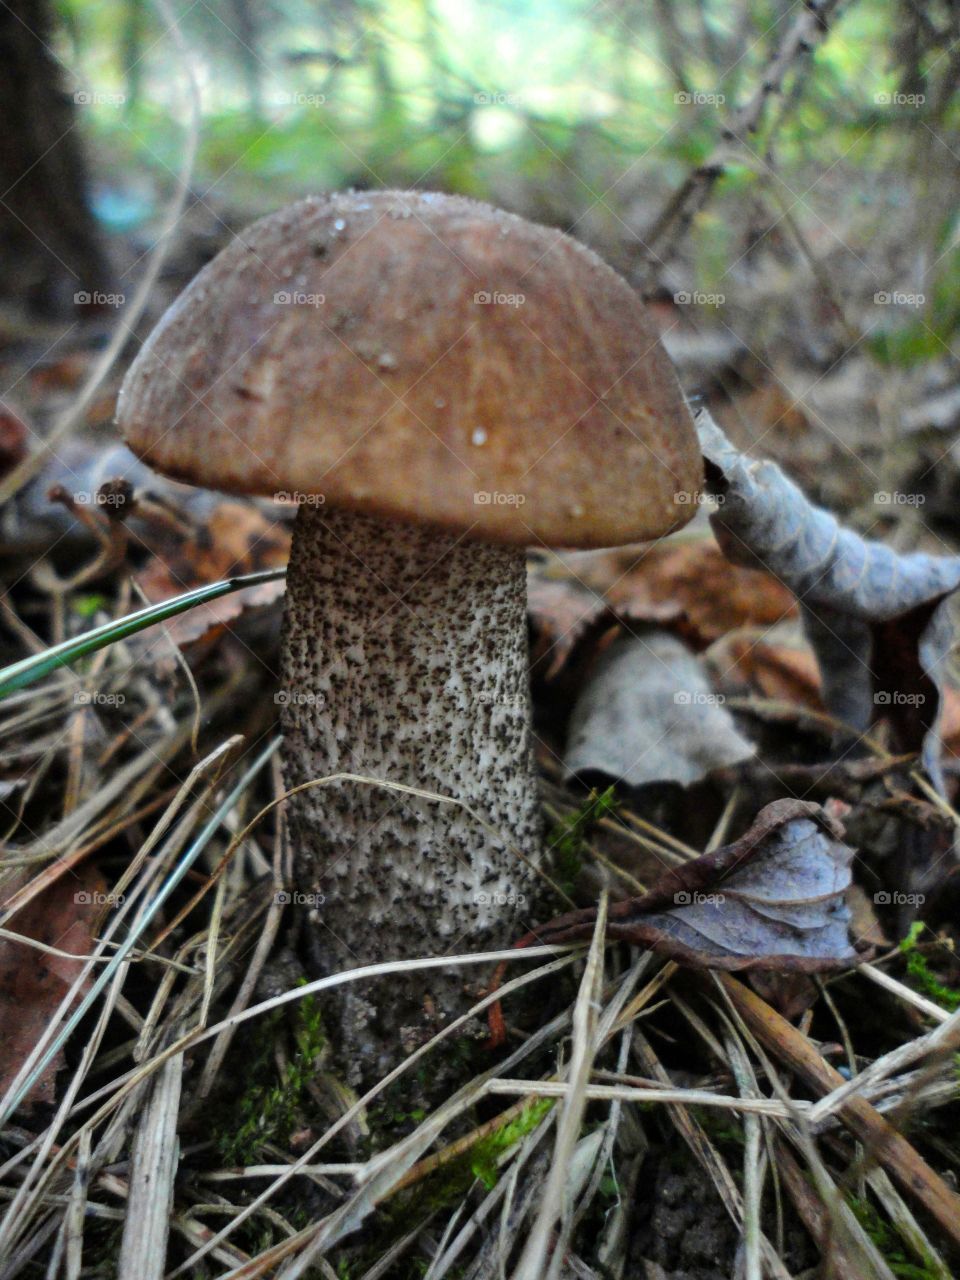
[0,399,28,479]
[527,571,607,681]
[604,540,797,644]
[527,537,796,685]
[0,864,105,1109]
[847,883,889,950]
[135,500,289,649]
[938,686,960,761]
[745,970,820,1021]
[709,633,824,710]
[564,630,755,788]
[527,798,860,971]
[28,351,95,392]
[698,408,960,791]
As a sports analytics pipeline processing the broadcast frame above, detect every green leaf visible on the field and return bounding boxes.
[0,569,286,700]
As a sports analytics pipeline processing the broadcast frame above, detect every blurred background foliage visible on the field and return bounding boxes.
[52,0,960,376]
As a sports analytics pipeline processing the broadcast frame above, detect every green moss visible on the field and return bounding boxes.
[898,924,960,1013]
[73,593,109,618]
[548,786,618,895]
[598,1171,620,1201]
[366,1065,447,1146]
[215,984,326,1166]
[690,1106,747,1150]
[469,1097,555,1189]
[848,1193,944,1280]
[328,1104,553,1280]
[368,1099,428,1131]
[388,1095,557,1225]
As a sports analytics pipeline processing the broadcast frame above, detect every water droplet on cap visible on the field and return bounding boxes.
[471,427,488,446]
[333,218,346,231]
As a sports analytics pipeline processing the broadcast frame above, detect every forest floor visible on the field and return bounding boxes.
[1,164,960,1280]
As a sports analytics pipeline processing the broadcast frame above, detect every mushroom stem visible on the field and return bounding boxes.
[280,504,543,1081]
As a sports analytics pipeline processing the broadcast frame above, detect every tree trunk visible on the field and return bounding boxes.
[0,0,109,316]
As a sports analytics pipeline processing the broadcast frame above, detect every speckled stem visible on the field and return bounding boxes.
[280,504,543,1082]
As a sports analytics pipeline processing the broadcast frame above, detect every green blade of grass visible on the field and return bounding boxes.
[0,568,286,700]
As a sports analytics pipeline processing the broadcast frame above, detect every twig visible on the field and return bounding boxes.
[717,974,960,1249]
[641,0,847,267]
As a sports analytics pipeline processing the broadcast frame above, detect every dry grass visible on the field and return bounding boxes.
[0,698,958,1278]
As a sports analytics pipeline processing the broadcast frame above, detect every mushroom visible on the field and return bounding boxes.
[117,190,701,1079]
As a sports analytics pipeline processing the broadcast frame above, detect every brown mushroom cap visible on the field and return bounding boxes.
[118,190,701,547]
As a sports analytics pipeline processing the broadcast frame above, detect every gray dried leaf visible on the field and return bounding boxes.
[563,630,754,788]
[529,799,859,971]
[697,409,960,791]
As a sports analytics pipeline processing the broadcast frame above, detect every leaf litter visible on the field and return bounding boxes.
[4,88,960,1280]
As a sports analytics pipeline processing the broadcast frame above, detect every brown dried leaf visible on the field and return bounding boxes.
[28,351,95,392]
[847,883,889,950]
[527,539,796,686]
[710,633,824,710]
[938,686,960,762]
[526,571,607,680]
[528,799,859,972]
[0,864,104,1108]
[745,970,820,1021]
[604,540,797,644]
[136,500,289,648]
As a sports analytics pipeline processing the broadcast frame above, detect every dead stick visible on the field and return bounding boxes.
[718,974,960,1249]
